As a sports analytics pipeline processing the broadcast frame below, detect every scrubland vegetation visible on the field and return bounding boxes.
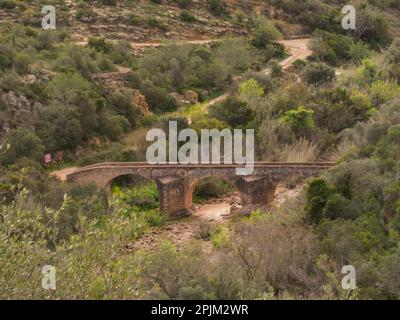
[1,0,400,299]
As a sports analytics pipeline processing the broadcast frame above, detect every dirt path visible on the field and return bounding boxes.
[204,38,311,108]
[278,38,312,70]
[50,167,78,181]
[74,36,222,48]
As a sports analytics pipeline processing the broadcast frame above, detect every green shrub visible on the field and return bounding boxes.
[281,106,314,137]
[302,62,336,86]
[87,37,112,54]
[143,209,165,227]
[206,0,227,16]
[0,0,16,9]
[174,0,192,8]
[75,8,97,22]
[193,177,233,202]
[179,10,196,23]
[251,17,281,49]
[1,128,45,165]
[100,0,117,5]
[210,96,254,128]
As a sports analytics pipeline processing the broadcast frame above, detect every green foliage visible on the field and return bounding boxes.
[356,58,380,84]
[179,10,196,23]
[88,37,112,54]
[210,226,230,248]
[305,178,333,224]
[386,37,400,82]
[310,30,353,66]
[302,62,336,86]
[281,106,314,137]
[106,91,142,128]
[206,0,227,16]
[355,7,391,48]
[210,96,254,128]
[238,79,264,98]
[174,0,192,8]
[349,42,370,64]
[267,59,283,77]
[251,17,281,49]
[193,177,233,202]
[140,79,178,113]
[100,0,116,5]
[0,0,16,9]
[1,128,44,164]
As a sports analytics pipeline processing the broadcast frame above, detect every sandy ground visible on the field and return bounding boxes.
[49,167,78,181]
[278,38,312,70]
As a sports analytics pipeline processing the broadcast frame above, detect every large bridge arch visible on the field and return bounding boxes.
[186,174,242,210]
[104,173,157,192]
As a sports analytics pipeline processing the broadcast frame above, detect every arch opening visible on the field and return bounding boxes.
[107,174,165,226]
[189,176,242,221]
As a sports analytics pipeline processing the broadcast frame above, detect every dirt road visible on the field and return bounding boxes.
[278,38,312,70]
[204,38,312,108]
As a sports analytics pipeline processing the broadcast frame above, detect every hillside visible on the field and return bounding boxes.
[1,0,400,300]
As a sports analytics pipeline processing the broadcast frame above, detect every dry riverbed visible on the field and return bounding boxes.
[125,186,302,253]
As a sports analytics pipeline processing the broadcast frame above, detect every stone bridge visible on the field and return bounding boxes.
[66,162,334,219]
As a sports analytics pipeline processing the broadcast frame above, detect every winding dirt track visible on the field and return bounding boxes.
[205,38,311,108]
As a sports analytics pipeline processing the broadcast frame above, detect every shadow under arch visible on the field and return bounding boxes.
[105,173,160,209]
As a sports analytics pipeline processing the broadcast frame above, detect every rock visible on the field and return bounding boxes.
[88,137,102,147]
[169,91,186,106]
[23,74,37,84]
[230,205,258,217]
[3,92,32,116]
[131,89,151,115]
[184,90,199,104]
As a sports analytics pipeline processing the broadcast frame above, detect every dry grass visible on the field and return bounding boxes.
[280,138,319,162]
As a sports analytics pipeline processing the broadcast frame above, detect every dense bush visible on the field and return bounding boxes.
[210,96,255,128]
[251,17,281,49]
[302,62,336,86]
[206,0,227,16]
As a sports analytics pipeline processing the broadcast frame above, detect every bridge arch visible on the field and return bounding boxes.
[187,175,242,211]
[105,173,157,192]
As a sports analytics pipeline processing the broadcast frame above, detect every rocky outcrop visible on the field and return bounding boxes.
[93,71,151,115]
[2,91,42,120]
[131,89,150,115]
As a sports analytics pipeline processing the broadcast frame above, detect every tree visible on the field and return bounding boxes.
[106,92,142,128]
[1,128,44,164]
[302,62,336,86]
[267,59,283,77]
[238,79,264,98]
[140,80,178,113]
[251,17,281,49]
[210,96,254,128]
[281,106,314,137]
[206,0,227,16]
[355,8,391,48]
[386,37,400,82]
[35,105,83,152]
[47,72,95,108]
